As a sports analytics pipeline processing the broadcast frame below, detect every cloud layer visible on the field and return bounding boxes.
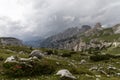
[0,0,120,40]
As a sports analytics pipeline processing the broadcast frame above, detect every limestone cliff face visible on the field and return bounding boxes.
[40,26,91,48]
[0,37,23,46]
[112,24,120,34]
[39,23,120,51]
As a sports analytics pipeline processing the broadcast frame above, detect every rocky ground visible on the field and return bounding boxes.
[0,45,119,80]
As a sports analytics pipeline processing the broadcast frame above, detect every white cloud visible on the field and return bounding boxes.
[0,0,120,40]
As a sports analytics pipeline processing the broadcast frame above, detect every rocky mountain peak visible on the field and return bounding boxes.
[81,25,91,31]
[94,22,103,30]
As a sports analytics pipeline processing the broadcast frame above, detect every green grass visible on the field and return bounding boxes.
[82,28,120,42]
[0,45,119,80]
[107,47,120,54]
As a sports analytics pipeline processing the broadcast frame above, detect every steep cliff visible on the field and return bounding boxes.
[39,23,120,51]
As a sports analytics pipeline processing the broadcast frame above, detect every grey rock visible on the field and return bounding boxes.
[29,50,44,59]
[56,69,77,80]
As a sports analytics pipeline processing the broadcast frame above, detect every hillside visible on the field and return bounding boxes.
[0,37,23,46]
[0,44,120,80]
[40,25,91,48]
[38,23,120,51]
[0,23,120,80]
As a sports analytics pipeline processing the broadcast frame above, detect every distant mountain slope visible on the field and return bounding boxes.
[24,40,43,48]
[0,37,23,46]
[38,23,120,50]
[40,25,91,48]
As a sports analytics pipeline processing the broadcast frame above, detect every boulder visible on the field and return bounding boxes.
[29,50,44,59]
[79,59,86,64]
[95,75,101,78]
[19,57,32,61]
[107,66,116,70]
[89,66,98,71]
[4,56,19,63]
[116,73,120,76]
[56,69,76,80]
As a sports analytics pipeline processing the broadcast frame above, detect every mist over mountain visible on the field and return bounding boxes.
[1,0,120,40]
[33,23,120,50]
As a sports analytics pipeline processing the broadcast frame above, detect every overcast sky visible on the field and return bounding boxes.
[0,0,120,41]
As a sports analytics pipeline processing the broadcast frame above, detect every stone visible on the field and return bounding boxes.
[19,57,32,61]
[95,75,101,78]
[99,70,110,77]
[107,66,116,70]
[56,69,76,80]
[96,78,100,80]
[116,73,120,76]
[29,50,44,59]
[89,66,98,71]
[85,74,94,78]
[79,59,86,64]
[4,56,18,63]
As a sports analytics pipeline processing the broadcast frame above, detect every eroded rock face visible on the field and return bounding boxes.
[94,23,103,30]
[40,26,91,49]
[73,40,112,51]
[0,37,23,46]
[29,50,44,59]
[112,24,120,34]
[56,69,77,80]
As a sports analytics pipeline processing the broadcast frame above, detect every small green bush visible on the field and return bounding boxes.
[3,61,33,77]
[60,53,71,57]
[32,59,56,75]
[90,54,110,61]
[3,59,56,77]
[45,49,54,55]
[0,56,4,61]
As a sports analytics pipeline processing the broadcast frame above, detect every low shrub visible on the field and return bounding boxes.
[3,61,33,77]
[45,49,54,55]
[3,59,56,77]
[90,54,110,61]
[0,56,4,61]
[60,53,71,57]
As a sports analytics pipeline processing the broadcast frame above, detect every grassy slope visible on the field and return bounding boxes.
[0,28,120,79]
[82,28,120,42]
[0,45,119,80]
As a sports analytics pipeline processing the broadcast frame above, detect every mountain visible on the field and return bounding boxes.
[40,25,91,48]
[0,37,23,46]
[38,23,120,50]
[24,40,43,48]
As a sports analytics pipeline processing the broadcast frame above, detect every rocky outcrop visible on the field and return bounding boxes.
[40,26,91,48]
[28,23,120,51]
[84,23,103,37]
[0,37,23,46]
[112,24,120,34]
[94,23,103,30]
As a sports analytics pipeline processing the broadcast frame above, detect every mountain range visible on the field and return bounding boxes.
[24,23,120,51]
